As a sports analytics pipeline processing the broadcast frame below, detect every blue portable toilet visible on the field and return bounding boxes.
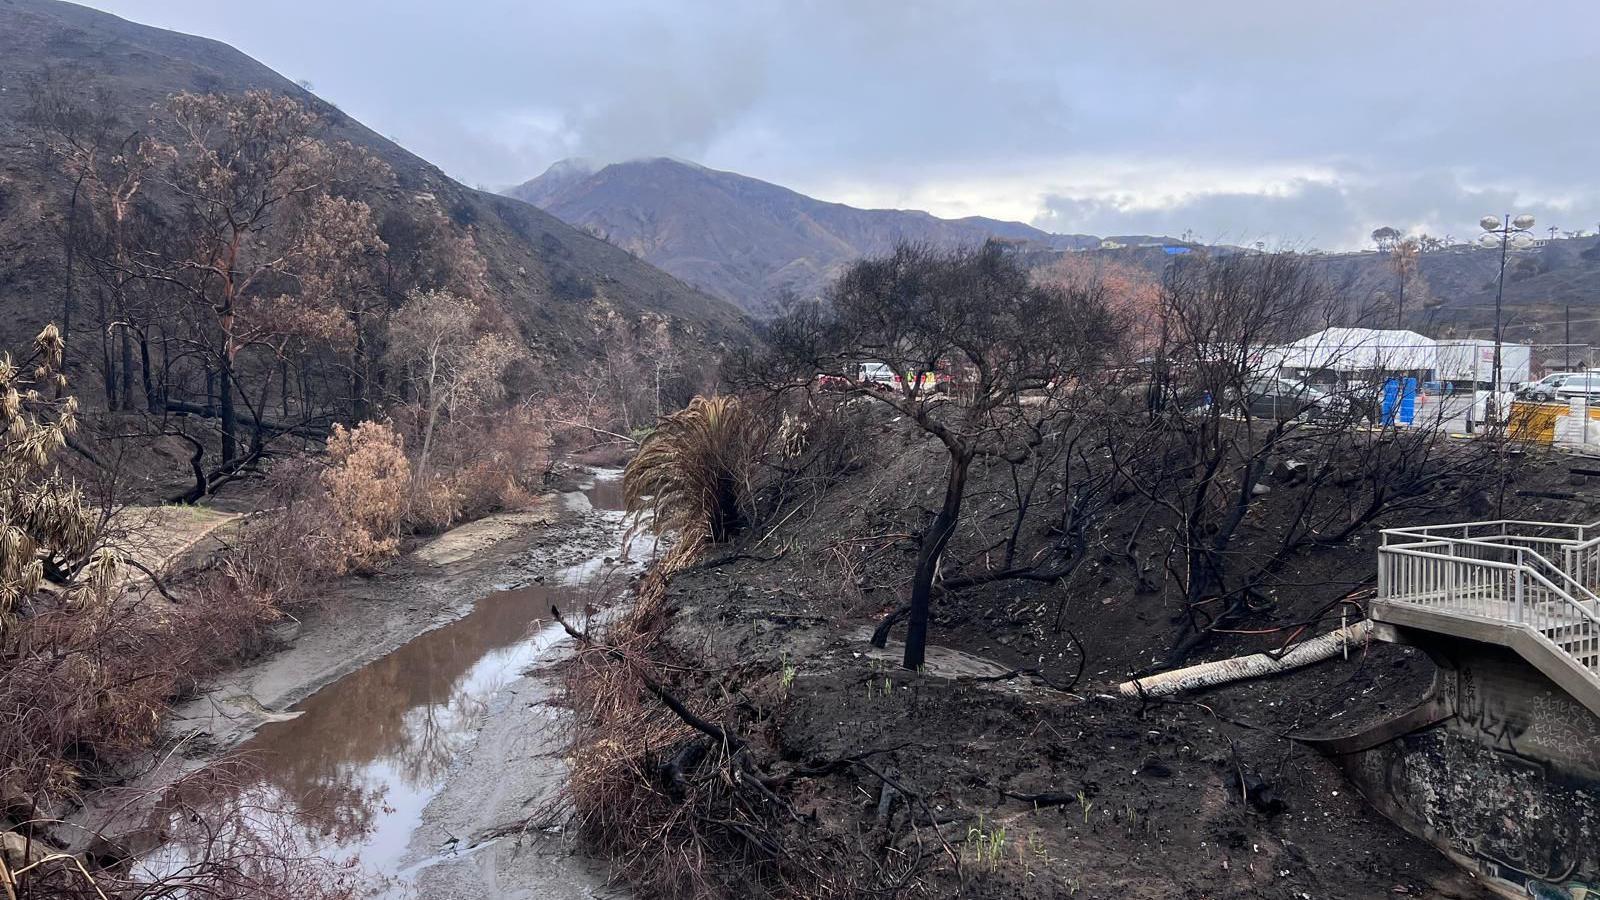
[1382,378,1400,426]
[1399,377,1417,425]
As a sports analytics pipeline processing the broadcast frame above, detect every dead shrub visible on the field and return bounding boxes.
[552,599,859,900]
[623,395,766,564]
[320,420,410,573]
[431,404,551,522]
[390,399,551,532]
[406,473,462,533]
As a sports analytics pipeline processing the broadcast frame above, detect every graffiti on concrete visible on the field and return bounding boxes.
[1524,691,1600,769]
[1353,727,1600,898]
[1445,662,1600,776]
[1455,666,1529,755]
[1338,644,1600,897]
[1478,859,1595,899]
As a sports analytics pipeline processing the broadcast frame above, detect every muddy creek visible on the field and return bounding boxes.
[146,473,632,895]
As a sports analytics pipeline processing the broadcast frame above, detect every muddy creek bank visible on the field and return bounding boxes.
[137,472,635,897]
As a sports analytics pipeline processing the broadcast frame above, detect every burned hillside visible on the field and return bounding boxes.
[547,393,1600,899]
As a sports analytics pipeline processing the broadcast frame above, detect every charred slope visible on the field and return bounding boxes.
[508,157,1174,314]
[0,0,748,366]
[561,403,1600,898]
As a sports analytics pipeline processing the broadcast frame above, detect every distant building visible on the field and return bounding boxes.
[1273,329,1531,388]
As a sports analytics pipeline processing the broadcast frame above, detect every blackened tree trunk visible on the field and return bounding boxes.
[250,367,273,458]
[119,327,134,410]
[157,327,172,406]
[351,327,370,421]
[218,352,237,465]
[139,333,159,412]
[904,445,972,670]
[710,472,746,543]
[63,178,82,353]
[99,293,117,410]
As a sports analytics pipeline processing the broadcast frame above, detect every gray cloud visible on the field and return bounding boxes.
[82,0,1600,245]
[1034,171,1577,249]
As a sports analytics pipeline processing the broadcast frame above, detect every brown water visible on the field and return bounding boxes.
[581,471,625,514]
[142,473,630,891]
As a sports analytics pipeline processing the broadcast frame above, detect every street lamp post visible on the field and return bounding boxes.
[1478,213,1536,426]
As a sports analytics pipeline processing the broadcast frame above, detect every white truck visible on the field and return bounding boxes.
[1434,339,1531,389]
[1434,339,1530,426]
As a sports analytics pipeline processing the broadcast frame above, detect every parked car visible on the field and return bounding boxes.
[855,362,953,393]
[1228,376,1352,422]
[1548,373,1600,403]
[1519,371,1584,402]
[857,362,897,386]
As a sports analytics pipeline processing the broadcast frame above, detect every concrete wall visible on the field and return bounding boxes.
[1436,638,1600,780]
[1341,636,1600,898]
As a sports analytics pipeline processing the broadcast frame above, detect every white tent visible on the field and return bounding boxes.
[1276,328,1436,374]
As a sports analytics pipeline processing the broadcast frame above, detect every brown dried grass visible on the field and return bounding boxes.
[545,553,864,900]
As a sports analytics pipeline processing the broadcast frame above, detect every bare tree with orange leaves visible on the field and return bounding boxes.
[1034,253,1163,351]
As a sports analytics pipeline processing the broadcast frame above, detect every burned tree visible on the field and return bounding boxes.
[1115,251,1497,665]
[747,242,1117,669]
[145,91,388,465]
[26,76,163,411]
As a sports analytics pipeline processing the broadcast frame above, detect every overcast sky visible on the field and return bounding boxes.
[85,0,1600,248]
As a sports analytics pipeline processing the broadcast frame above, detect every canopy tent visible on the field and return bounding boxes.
[1276,328,1436,374]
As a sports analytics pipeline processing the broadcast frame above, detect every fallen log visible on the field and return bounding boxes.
[1117,620,1373,699]
[161,400,334,438]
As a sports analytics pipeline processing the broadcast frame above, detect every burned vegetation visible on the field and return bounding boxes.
[542,243,1560,899]
[0,74,723,896]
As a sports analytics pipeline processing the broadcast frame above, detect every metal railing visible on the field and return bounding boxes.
[1382,519,1600,592]
[1566,529,1600,591]
[1378,523,1600,684]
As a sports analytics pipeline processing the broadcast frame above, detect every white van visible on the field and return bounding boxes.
[858,363,896,385]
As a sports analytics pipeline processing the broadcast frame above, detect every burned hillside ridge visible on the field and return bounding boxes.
[549,395,1599,899]
[0,0,750,391]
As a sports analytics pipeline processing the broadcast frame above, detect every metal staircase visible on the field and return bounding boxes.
[1373,519,1600,717]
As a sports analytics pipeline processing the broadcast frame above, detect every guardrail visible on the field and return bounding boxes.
[1378,527,1600,686]
[1382,518,1600,545]
[1383,519,1600,592]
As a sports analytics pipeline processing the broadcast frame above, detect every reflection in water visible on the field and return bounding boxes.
[237,583,574,876]
[581,470,626,512]
[144,476,628,892]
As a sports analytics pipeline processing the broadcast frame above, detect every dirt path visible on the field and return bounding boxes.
[107,504,244,587]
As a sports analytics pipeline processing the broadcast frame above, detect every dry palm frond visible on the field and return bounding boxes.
[623,395,764,564]
[0,326,107,633]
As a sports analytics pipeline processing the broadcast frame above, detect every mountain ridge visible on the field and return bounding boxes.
[507,157,1173,313]
[0,0,748,372]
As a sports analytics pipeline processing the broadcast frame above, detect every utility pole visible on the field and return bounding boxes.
[1479,214,1536,425]
[1466,349,1478,435]
[1567,304,1572,370]
[1493,218,1509,422]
